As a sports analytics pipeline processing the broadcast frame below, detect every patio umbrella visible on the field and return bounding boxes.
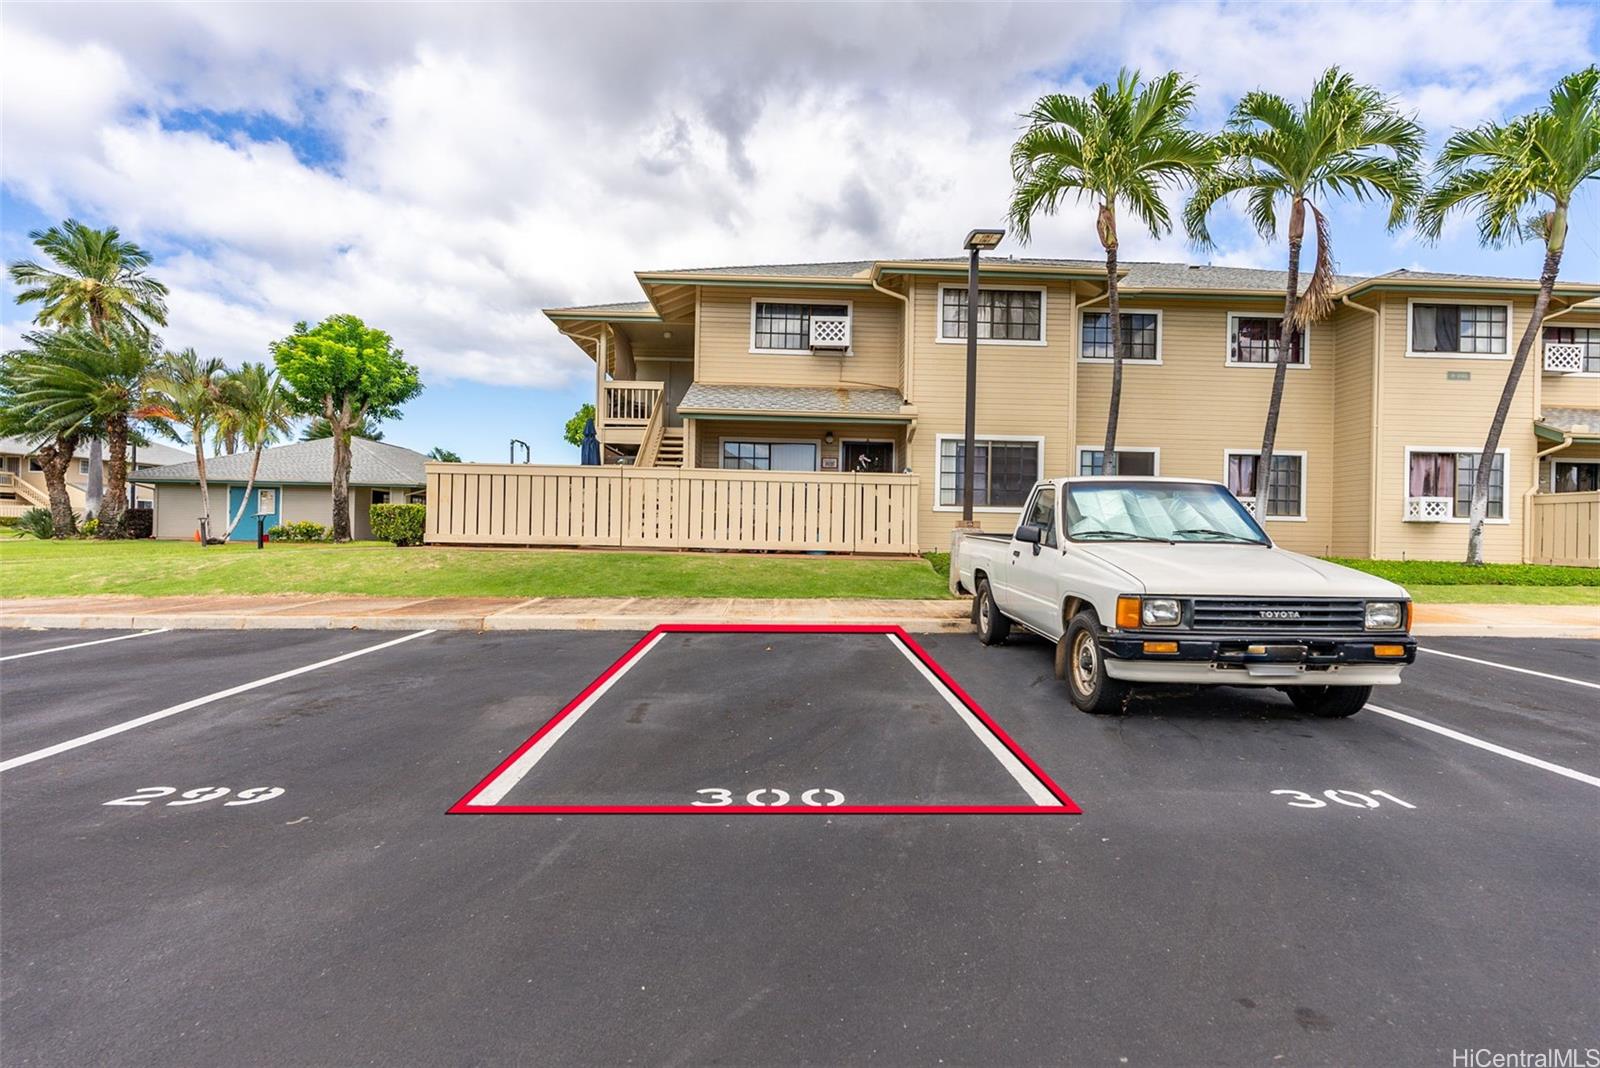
[580,417,600,466]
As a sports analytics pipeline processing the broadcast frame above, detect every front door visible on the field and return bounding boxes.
[842,440,895,473]
[226,485,282,541]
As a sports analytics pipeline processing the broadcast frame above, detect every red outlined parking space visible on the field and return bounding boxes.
[452,624,1079,814]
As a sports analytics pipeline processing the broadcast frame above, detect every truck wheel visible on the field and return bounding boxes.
[1286,685,1372,718]
[975,579,1011,646]
[1065,611,1126,715]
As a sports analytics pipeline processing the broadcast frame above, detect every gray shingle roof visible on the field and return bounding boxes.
[546,300,657,315]
[1541,407,1600,435]
[642,261,875,278]
[0,435,191,467]
[1119,261,1364,293]
[678,383,908,417]
[138,437,426,487]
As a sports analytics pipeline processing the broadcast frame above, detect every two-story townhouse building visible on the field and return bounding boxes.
[0,436,191,519]
[542,258,1600,564]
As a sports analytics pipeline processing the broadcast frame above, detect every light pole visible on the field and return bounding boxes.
[960,228,1004,524]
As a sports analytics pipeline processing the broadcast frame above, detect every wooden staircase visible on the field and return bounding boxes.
[0,471,51,509]
[653,429,685,468]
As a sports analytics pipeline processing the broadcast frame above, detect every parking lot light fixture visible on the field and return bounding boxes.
[960,228,1005,524]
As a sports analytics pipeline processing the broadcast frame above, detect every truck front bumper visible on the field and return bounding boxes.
[1099,634,1415,687]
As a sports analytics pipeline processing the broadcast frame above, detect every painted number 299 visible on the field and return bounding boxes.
[1271,788,1416,810]
[692,788,845,807]
[104,786,286,807]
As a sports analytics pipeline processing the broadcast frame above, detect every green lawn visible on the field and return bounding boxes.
[0,539,952,600]
[1404,585,1600,605]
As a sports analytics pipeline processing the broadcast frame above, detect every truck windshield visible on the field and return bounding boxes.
[1064,481,1269,545]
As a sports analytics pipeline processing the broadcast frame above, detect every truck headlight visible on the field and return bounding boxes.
[1142,598,1182,627]
[1365,601,1404,631]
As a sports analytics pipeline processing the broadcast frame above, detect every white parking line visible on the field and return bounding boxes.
[1367,703,1600,790]
[888,634,1063,807]
[1417,647,1600,690]
[0,629,437,773]
[0,629,171,662]
[471,631,665,805]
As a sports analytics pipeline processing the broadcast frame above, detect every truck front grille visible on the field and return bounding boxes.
[1190,598,1367,634]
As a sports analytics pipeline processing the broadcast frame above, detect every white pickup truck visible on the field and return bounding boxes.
[951,476,1414,717]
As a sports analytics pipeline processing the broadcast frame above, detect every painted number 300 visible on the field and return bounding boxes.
[104,786,286,807]
[693,788,845,807]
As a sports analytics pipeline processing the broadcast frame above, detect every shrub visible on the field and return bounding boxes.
[266,520,330,542]
[14,507,62,539]
[79,517,99,537]
[122,509,154,539]
[0,515,17,528]
[369,502,426,546]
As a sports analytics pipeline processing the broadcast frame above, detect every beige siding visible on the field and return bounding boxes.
[1073,298,1336,556]
[906,278,1076,550]
[1330,303,1376,556]
[695,286,902,392]
[1540,313,1600,410]
[153,484,206,539]
[1373,292,1541,563]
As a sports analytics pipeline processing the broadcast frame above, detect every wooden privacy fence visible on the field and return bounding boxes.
[425,464,920,554]
[1528,491,1599,567]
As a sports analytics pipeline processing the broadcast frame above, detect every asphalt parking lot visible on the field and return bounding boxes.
[1,623,1595,1066]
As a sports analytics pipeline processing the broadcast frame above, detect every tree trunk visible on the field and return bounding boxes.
[1255,197,1305,521]
[193,423,214,542]
[36,435,80,537]
[97,416,129,537]
[223,446,266,539]
[329,397,353,542]
[1101,208,1123,477]
[1465,215,1566,565]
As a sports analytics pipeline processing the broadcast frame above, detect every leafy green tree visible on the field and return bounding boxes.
[271,315,421,541]
[564,402,596,448]
[7,219,169,338]
[144,348,227,539]
[300,414,384,441]
[4,326,160,536]
[0,345,86,536]
[1010,69,1214,474]
[217,362,298,539]
[1416,66,1600,564]
[426,446,463,463]
[1185,68,1424,517]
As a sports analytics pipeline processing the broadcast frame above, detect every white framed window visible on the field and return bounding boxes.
[719,438,821,472]
[371,489,391,505]
[1079,309,1162,362]
[1551,460,1600,493]
[135,499,153,510]
[1224,450,1307,520]
[78,458,91,475]
[936,285,1046,345]
[934,434,1043,511]
[1406,300,1513,358]
[749,299,853,355]
[257,488,277,513]
[1076,446,1159,477]
[28,458,43,472]
[1226,312,1308,367]
[1544,326,1600,375]
[1404,447,1510,522]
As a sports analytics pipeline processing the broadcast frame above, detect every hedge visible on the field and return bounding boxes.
[369,502,426,546]
[268,520,331,542]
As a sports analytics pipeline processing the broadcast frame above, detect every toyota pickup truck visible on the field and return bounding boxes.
[951,476,1414,717]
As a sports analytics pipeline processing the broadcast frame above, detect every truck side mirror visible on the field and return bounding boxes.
[1015,523,1042,545]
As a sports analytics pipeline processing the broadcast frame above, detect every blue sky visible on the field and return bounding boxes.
[3,1,1597,463]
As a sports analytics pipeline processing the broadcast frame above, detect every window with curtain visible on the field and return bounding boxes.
[1225,453,1304,517]
[940,288,1042,342]
[752,303,849,352]
[1078,449,1157,476]
[1411,303,1507,354]
[1080,312,1159,359]
[1545,326,1600,373]
[1409,451,1504,518]
[938,438,1040,508]
[1229,315,1305,365]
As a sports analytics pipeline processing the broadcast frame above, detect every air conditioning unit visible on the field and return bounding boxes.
[809,315,851,351]
[1544,342,1585,374]
[1404,496,1452,522]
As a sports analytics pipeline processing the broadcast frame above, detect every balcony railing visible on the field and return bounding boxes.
[1544,341,1586,374]
[599,381,664,428]
[1404,496,1453,522]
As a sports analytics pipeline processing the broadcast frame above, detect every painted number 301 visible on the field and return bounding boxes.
[693,788,845,807]
[1272,788,1416,810]
[104,786,285,807]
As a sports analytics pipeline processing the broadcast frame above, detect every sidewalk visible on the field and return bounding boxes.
[0,594,1595,638]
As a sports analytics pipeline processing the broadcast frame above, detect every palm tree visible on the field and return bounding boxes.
[143,348,227,540]
[8,326,160,537]
[426,446,462,463]
[0,345,88,536]
[1416,66,1600,565]
[300,413,383,442]
[217,363,297,540]
[7,219,169,338]
[1185,68,1425,517]
[1009,70,1214,475]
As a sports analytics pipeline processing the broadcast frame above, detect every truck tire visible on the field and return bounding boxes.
[975,579,1011,646]
[1064,610,1126,715]
[1286,685,1372,718]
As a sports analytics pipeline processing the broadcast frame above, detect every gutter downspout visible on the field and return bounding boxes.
[1520,298,1580,561]
[872,272,914,463]
[1340,295,1382,558]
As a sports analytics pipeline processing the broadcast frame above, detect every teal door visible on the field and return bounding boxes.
[227,485,282,541]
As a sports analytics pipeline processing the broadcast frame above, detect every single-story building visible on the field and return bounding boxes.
[0,435,192,518]
[139,437,426,540]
